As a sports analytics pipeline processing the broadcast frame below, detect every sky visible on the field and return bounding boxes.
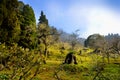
[20,0,120,38]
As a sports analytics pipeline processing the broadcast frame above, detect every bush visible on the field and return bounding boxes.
[0,74,9,80]
[0,43,42,79]
[62,64,85,73]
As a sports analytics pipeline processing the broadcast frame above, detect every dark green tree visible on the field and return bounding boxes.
[0,0,20,45]
[38,11,48,25]
[18,2,37,49]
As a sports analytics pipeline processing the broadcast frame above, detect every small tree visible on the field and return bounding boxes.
[85,34,108,63]
[69,30,81,50]
[37,11,60,63]
[105,34,120,63]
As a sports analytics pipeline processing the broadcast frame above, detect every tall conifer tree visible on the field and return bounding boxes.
[0,0,20,44]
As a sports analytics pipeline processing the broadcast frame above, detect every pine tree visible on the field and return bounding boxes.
[38,11,48,25]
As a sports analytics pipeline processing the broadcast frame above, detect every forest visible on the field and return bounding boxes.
[0,0,120,80]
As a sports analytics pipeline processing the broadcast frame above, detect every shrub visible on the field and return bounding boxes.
[0,43,42,79]
[0,74,9,80]
[62,64,85,73]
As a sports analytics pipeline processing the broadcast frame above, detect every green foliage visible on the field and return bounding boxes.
[62,64,84,73]
[37,11,57,59]
[0,43,42,80]
[37,23,50,39]
[38,11,48,25]
[0,42,120,80]
[37,23,51,59]
[21,4,36,26]
[0,1,120,80]
[0,0,20,44]
[0,74,9,80]
[103,64,120,80]
[18,2,37,49]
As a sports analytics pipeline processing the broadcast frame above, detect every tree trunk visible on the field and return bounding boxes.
[43,37,47,64]
[107,52,110,63]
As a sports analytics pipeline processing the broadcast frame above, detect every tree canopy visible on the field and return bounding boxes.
[18,1,37,49]
[0,0,20,45]
[84,34,106,49]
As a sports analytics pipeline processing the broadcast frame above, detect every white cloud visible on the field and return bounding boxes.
[84,6,120,38]
[65,4,120,38]
[45,1,120,38]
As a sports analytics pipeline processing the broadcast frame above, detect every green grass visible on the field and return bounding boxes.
[29,53,120,80]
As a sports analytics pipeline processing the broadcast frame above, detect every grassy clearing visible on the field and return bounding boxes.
[32,53,120,80]
[0,48,120,80]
